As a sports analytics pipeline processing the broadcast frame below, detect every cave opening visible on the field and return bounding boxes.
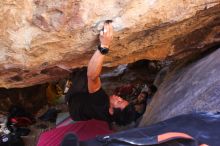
[0,59,170,115]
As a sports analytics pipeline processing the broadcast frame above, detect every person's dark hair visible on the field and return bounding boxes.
[111,103,138,126]
[149,85,157,96]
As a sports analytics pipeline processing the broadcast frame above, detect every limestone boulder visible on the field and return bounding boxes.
[0,0,220,88]
[139,48,220,126]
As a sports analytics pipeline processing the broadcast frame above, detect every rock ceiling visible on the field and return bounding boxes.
[0,0,220,88]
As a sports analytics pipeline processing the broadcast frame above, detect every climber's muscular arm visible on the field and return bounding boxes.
[87,22,113,93]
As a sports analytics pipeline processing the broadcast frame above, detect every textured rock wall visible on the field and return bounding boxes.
[0,0,220,88]
[139,48,220,126]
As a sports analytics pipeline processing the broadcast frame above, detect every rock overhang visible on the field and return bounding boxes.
[0,0,220,88]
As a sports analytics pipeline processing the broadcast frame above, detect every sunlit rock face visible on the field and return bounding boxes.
[139,48,220,127]
[0,0,220,88]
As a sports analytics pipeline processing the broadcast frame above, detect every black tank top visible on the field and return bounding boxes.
[65,67,111,122]
[68,88,111,122]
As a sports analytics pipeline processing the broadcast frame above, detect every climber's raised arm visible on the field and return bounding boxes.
[87,21,113,93]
